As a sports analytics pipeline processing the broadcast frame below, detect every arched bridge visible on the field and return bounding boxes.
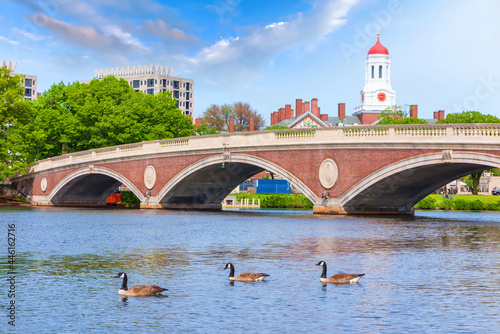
[11,124,500,215]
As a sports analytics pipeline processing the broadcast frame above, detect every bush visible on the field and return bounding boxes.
[120,191,140,208]
[415,196,437,209]
[485,202,500,211]
[453,199,469,210]
[440,198,454,210]
[469,200,484,211]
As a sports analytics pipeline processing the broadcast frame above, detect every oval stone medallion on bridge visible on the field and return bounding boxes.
[144,166,157,190]
[319,159,338,189]
[41,177,48,192]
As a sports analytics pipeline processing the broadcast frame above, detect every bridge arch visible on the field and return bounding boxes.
[339,151,500,212]
[49,166,144,205]
[156,154,317,208]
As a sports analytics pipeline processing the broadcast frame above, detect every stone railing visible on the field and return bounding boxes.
[27,123,500,174]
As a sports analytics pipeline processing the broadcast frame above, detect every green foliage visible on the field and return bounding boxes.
[485,202,500,211]
[263,124,289,130]
[0,67,40,181]
[378,116,428,125]
[32,76,194,160]
[194,123,219,136]
[378,105,407,120]
[488,168,500,176]
[453,199,469,210]
[469,200,484,211]
[414,196,437,209]
[119,191,140,208]
[437,111,500,124]
[236,193,313,209]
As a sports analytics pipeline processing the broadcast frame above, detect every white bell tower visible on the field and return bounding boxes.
[353,34,396,124]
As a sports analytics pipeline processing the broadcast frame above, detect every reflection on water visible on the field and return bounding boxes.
[1,207,499,333]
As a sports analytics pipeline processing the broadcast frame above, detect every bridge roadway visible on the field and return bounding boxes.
[11,123,500,215]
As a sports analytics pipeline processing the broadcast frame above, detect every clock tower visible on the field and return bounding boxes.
[353,34,396,124]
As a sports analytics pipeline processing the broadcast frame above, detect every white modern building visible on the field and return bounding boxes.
[1,60,38,101]
[94,65,194,117]
[353,34,396,125]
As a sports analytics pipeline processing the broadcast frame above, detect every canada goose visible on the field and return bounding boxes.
[224,263,270,281]
[315,261,365,284]
[113,272,168,296]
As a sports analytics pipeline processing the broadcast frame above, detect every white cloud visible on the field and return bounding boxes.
[184,0,360,85]
[0,35,20,46]
[102,25,149,52]
[12,28,45,41]
[143,19,195,41]
[265,22,286,29]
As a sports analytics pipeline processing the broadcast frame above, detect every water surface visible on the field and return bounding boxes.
[1,207,499,333]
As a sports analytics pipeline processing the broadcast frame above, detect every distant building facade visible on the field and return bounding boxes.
[1,60,38,101]
[94,65,194,117]
[270,98,360,128]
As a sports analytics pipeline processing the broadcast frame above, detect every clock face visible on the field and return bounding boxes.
[377,92,387,102]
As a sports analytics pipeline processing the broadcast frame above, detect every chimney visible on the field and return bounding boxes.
[249,119,254,131]
[279,108,286,122]
[304,101,310,113]
[409,105,418,118]
[285,104,293,120]
[195,118,201,128]
[320,114,329,121]
[433,111,438,120]
[438,110,445,120]
[338,103,346,119]
[229,119,234,133]
[295,99,303,118]
[311,98,319,116]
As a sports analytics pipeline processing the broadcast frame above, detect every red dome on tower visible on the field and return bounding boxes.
[368,34,389,55]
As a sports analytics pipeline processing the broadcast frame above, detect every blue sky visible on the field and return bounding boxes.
[1,0,500,123]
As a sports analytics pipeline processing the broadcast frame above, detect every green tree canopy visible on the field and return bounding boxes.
[377,105,428,125]
[0,67,41,181]
[32,76,194,160]
[437,111,500,124]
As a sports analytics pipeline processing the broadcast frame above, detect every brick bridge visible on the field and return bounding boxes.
[11,124,500,215]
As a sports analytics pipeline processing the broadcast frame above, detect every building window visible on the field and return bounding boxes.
[190,103,192,107]
[132,80,140,89]
[155,79,157,84]
[371,66,374,79]
[25,88,32,96]
[25,78,32,87]
[173,90,179,98]
[186,82,190,90]
[147,79,154,87]
[147,89,154,95]
[379,65,383,78]
[173,81,179,89]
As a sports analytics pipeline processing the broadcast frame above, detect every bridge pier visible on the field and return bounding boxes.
[313,198,414,215]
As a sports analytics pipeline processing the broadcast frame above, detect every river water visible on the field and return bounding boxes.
[1,207,499,333]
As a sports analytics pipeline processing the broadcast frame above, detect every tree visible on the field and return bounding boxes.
[32,76,194,160]
[201,102,265,131]
[438,111,500,193]
[437,111,500,124]
[232,102,265,131]
[194,123,220,136]
[0,67,41,181]
[201,104,232,131]
[377,105,428,125]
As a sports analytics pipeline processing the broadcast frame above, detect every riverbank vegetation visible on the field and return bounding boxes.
[415,194,500,211]
[235,193,313,209]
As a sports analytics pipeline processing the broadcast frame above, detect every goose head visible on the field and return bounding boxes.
[223,263,234,270]
[315,261,326,267]
[114,272,127,279]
